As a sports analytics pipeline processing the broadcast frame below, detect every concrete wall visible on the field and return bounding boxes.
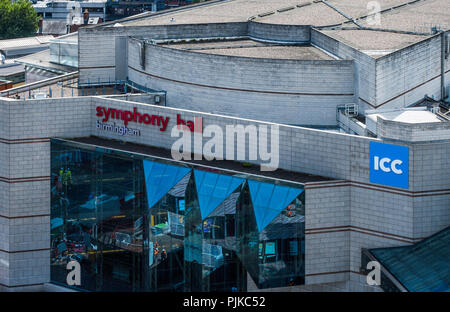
[311,30,450,115]
[92,96,365,179]
[127,39,355,126]
[311,29,376,113]
[411,142,450,239]
[248,21,310,43]
[78,23,248,85]
[79,23,449,121]
[304,183,351,285]
[374,120,450,239]
[375,32,450,109]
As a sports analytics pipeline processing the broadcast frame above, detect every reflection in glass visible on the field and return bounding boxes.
[50,140,306,292]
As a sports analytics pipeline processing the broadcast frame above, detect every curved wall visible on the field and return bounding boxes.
[248,21,311,43]
[128,39,355,126]
[78,22,248,85]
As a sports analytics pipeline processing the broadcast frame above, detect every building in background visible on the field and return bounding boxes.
[14,33,78,83]
[34,0,108,21]
[0,35,56,87]
[0,79,13,91]
[33,0,202,23]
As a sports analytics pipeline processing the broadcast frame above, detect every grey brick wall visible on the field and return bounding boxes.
[0,97,91,288]
[1,95,449,290]
[248,21,310,43]
[304,184,350,284]
[127,39,355,126]
[310,29,375,110]
[375,33,450,108]
[78,23,248,85]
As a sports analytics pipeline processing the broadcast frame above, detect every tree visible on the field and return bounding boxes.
[0,0,39,40]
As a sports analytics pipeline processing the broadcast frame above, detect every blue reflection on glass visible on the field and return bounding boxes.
[143,160,191,209]
[248,180,303,232]
[194,170,245,220]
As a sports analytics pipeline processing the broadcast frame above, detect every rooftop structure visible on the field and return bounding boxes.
[0,63,25,85]
[0,35,56,86]
[0,35,54,58]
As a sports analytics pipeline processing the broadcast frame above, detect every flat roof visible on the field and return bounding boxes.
[160,39,334,60]
[325,0,414,17]
[359,0,450,33]
[320,29,427,57]
[123,0,449,31]
[124,0,305,26]
[62,136,332,184]
[55,32,79,42]
[160,39,266,49]
[118,0,448,55]
[191,45,334,60]
[256,2,347,27]
[0,35,54,50]
[0,64,25,76]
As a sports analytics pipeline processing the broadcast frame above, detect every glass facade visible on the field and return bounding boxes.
[50,139,305,291]
[49,40,78,68]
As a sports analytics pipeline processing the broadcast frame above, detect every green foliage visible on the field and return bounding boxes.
[0,0,39,39]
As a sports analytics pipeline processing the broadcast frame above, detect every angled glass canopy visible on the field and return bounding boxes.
[248,180,303,232]
[194,169,245,220]
[143,160,191,209]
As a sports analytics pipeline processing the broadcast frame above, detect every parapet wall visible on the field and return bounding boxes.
[248,20,310,43]
[79,21,448,120]
[375,32,450,109]
[377,118,450,142]
[78,22,248,85]
[311,29,376,111]
[127,38,355,126]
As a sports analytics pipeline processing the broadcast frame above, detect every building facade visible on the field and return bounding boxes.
[0,93,449,291]
[0,0,449,292]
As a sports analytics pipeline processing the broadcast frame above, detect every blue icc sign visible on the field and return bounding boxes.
[370,141,409,189]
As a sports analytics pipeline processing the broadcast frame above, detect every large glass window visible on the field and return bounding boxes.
[50,139,305,291]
